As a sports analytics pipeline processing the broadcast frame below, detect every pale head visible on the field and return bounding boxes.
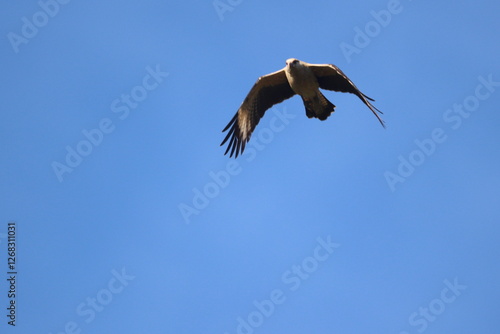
[286,58,301,68]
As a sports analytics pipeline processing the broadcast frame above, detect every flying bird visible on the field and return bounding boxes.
[221,58,385,157]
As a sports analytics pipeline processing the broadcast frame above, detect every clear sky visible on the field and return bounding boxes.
[1,0,499,333]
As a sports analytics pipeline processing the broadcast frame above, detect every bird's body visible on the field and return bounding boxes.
[221,58,384,157]
[285,59,319,97]
[285,59,335,121]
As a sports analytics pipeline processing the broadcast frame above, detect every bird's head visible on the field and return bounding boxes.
[286,58,300,68]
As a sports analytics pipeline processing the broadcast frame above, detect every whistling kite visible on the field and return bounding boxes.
[221,58,385,157]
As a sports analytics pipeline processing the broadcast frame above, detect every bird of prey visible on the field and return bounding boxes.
[220,58,385,158]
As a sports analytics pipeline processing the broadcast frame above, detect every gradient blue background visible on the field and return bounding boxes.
[1,0,499,333]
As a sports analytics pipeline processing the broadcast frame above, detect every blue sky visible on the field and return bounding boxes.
[1,0,499,333]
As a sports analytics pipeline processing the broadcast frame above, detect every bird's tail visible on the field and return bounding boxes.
[302,92,335,121]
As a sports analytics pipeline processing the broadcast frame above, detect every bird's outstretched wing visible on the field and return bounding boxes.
[221,69,295,157]
[309,64,385,127]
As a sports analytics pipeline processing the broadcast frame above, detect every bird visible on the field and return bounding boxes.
[220,58,385,157]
